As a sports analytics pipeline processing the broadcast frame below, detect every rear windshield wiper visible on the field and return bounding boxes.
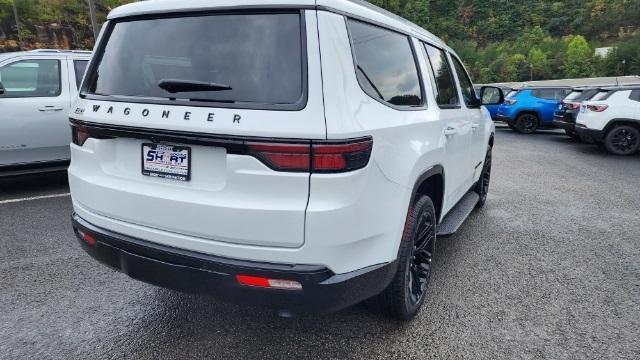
[158,79,232,94]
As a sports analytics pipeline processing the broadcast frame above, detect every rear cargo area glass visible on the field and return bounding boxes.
[87,13,304,106]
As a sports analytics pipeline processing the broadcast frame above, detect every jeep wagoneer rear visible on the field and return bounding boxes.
[70,0,497,319]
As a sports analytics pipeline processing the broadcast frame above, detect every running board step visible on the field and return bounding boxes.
[436,191,479,237]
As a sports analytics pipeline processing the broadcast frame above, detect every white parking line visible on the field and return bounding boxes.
[0,193,71,205]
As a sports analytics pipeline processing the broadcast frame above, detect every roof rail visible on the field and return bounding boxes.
[29,49,92,54]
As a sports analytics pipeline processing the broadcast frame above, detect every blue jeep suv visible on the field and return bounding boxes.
[497,87,572,134]
[475,86,511,120]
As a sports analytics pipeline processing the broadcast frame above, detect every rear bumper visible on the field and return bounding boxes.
[552,118,575,132]
[72,214,397,314]
[574,124,605,142]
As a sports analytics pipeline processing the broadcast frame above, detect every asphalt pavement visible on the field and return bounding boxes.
[1,126,639,359]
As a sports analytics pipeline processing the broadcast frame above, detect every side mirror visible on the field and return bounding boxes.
[480,86,504,106]
[0,82,5,95]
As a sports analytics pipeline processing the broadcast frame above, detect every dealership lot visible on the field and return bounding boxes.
[1,126,638,359]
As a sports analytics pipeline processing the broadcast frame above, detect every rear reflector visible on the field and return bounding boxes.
[247,137,372,173]
[77,230,96,246]
[235,275,303,290]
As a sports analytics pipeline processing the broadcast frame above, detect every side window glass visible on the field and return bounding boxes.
[0,59,61,98]
[74,60,89,90]
[629,90,640,102]
[451,56,477,107]
[347,20,423,108]
[424,44,459,107]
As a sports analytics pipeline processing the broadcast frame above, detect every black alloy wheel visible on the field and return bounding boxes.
[604,125,640,156]
[474,146,492,208]
[514,113,539,134]
[379,195,436,320]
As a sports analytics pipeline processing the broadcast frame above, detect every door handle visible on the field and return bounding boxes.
[38,106,64,112]
[444,126,458,136]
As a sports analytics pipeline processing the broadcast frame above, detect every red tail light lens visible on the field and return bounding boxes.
[312,139,373,172]
[247,137,372,173]
[505,98,517,105]
[71,125,91,146]
[564,102,580,110]
[248,142,311,172]
[587,104,608,112]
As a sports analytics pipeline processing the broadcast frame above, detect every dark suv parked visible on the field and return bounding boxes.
[553,87,601,140]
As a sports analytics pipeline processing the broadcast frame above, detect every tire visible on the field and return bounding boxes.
[514,113,539,134]
[378,195,436,320]
[474,146,492,208]
[565,129,581,141]
[604,125,640,156]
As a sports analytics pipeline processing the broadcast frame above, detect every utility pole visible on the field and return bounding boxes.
[87,0,99,41]
[12,0,23,50]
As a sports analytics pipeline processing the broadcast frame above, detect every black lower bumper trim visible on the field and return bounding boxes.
[574,125,605,142]
[552,119,576,132]
[72,214,397,314]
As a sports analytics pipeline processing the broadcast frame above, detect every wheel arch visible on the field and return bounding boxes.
[516,110,542,122]
[603,118,640,134]
[411,165,445,223]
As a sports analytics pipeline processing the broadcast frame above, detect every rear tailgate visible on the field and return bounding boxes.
[69,10,325,248]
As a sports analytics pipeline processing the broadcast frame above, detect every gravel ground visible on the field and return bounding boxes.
[1,126,638,359]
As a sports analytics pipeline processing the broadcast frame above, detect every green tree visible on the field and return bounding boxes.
[564,35,594,78]
[528,48,549,80]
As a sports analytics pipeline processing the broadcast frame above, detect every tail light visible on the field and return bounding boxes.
[71,124,91,146]
[587,104,608,112]
[564,102,580,110]
[505,98,517,105]
[247,137,372,173]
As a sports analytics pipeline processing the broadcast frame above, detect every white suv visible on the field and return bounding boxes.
[69,0,500,319]
[576,86,640,155]
[0,49,91,176]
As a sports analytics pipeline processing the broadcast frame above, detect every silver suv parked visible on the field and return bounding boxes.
[0,49,91,176]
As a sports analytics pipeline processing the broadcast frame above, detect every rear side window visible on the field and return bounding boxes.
[73,60,89,89]
[0,59,61,98]
[424,44,459,107]
[450,56,477,107]
[86,12,305,109]
[347,20,423,108]
[629,90,640,102]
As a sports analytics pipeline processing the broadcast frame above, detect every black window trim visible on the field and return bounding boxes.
[345,17,427,111]
[80,9,309,111]
[449,53,480,109]
[73,60,89,90]
[422,42,461,110]
[629,89,640,102]
[0,58,62,99]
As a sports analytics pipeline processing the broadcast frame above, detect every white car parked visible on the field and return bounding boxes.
[69,0,501,319]
[576,86,640,155]
[0,49,91,176]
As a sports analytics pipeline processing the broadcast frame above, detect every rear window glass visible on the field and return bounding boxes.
[86,13,304,108]
[564,91,582,101]
[506,90,519,98]
[347,20,423,107]
[590,91,609,101]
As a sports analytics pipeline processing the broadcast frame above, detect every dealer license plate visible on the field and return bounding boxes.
[141,143,191,181]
